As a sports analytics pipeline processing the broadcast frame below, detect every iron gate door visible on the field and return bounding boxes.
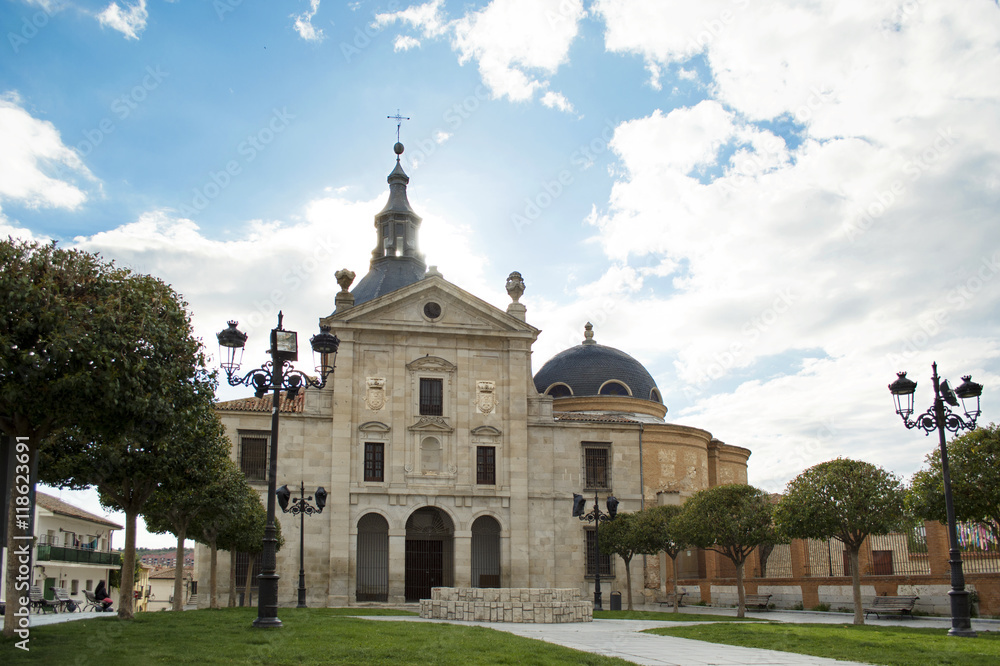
[405,539,443,601]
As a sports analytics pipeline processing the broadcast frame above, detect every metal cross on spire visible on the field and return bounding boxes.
[387,109,410,142]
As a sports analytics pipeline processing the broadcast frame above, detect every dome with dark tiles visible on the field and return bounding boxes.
[533,323,662,404]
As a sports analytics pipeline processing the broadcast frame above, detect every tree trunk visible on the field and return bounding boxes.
[624,555,633,611]
[735,559,746,618]
[210,540,218,609]
[228,550,237,608]
[4,437,34,638]
[118,508,138,619]
[3,462,25,638]
[668,553,679,613]
[243,553,256,607]
[849,546,864,625]
[172,530,186,612]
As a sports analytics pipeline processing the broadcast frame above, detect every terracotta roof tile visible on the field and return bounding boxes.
[149,566,193,580]
[34,492,123,530]
[216,391,304,413]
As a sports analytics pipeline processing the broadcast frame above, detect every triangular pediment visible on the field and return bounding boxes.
[408,416,455,433]
[325,275,538,337]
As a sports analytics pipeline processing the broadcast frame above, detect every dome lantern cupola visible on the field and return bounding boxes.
[351,143,428,306]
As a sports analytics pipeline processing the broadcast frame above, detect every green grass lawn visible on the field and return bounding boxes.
[594,610,763,622]
[1,607,634,665]
[646,622,1000,666]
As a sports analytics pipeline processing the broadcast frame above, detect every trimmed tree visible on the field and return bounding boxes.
[775,458,906,625]
[221,483,270,608]
[36,268,215,620]
[598,511,661,610]
[143,412,233,611]
[674,484,777,617]
[0,239,143,636]
[646,505,688,612]
[909,423,1000,545]
[190,459,255,609]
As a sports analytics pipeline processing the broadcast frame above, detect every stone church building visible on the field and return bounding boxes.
[200,144,750,607]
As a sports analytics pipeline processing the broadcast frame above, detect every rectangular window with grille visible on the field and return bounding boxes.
[364,442,384,482]
[476,446,496,485]
[585,529,613,578]
[419,378,443,416]
[584,445,610,489]
[239,432,269,482]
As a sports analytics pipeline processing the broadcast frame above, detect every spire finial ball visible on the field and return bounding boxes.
[394,142,404,155]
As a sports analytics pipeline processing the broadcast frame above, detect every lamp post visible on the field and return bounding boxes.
[889,362,983,638]
[572,491,618,611]
[217,311,339,628]
[276,482,326,608]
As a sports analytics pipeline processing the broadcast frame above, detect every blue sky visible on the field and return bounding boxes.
[3,0,1000,549]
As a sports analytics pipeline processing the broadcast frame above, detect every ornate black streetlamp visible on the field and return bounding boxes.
[889,362,983,638]
[276,482,326,608]
[572,491,618,611]
[218,312,339,628]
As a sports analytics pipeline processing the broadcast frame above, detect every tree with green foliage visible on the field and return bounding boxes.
[645,504,688,612]
[36,280,214,619]
[673,484,777,617]
[143,411,233,611]
[598,510,661,610]
[1,238,213,633]
[775,458,906,625]
[909,423,1000,545]
[190,459,256,609]
[221,483,270,608]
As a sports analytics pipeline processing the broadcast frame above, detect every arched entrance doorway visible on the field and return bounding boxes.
[471,515,501,588]
[404,507,454,602]
[356,513,389,602]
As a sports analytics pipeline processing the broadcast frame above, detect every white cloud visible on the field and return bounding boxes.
[0,92,95,211]
[374,0,449,38]
[292,0,325,42]
[541,91,575,114]
[433,130,451,144]
[375,0,585,106]
[394,34,420,51]
[573,0,1000,488]
[97,0,148,40]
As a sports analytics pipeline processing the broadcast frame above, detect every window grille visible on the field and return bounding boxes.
[584,446,609,489]
[476,446,496,485]
[364,442,384,482]
[239,432,269,482]
[585,529,612,577]
[419,378,443,415]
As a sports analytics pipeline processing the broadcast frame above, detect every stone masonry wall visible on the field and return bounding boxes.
[420,587,592,623]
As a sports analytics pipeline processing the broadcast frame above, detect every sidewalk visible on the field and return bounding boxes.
[28,610,116,627]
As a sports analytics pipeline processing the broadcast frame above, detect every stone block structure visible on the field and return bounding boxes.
[420,587,592,623]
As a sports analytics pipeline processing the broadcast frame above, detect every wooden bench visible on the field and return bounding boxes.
[864,595,918,619]
[744,593,772,611]
[29,586,58,614]
[658,592,687,608]
[51,587,77,612]
[82,589,103,612]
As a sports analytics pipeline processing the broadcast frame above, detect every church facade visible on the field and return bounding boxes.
[199,145,750,607]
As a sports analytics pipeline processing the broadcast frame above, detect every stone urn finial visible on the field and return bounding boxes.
[335,268,356,293]
[506,271,525,304]
[583,322,596,345]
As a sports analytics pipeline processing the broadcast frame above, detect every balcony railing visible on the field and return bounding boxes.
[36,544,122,566]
